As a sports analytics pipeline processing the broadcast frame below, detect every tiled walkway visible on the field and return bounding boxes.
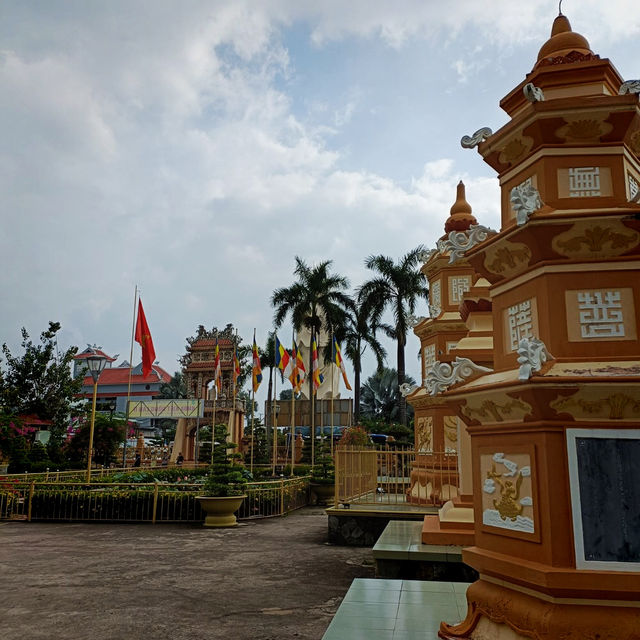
[322,578,469,640]
[373,520,463,562]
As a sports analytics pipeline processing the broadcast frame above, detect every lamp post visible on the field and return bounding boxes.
[85,354,107,482]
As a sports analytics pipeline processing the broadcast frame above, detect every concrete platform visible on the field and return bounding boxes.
[373,520,478,582]
[322,578,470,640]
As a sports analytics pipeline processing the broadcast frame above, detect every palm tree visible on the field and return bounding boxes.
[342,301,386,424]
[260,332,276,432]
[271,257,351,401]
[360,367,416,424]
[358,247,428,425]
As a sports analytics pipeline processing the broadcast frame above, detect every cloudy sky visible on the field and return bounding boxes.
[1,1,638,410]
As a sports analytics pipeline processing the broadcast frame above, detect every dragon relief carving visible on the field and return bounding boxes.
[485,243,532,275]
[462,398,532,423]
[487,463,525,522]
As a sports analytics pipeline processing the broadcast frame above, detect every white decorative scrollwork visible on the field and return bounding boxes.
[517,337,553,381]
[407,314,426,328]
[399,382,418,397]
[418,248,438,263]
[510,182,543,226]
[460,127,493,149]
[436,224,498,264]
[619,80,640,95]
[523,82,545,102]
[425,357,493,396]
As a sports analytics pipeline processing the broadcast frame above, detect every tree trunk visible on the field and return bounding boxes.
[397,337,406,426]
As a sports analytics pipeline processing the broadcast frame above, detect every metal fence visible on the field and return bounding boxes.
[0,476,310,524]
[0,462,206,484]
[335,447,459,507]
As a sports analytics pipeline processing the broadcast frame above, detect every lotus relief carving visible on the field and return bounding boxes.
[498,137,532,165]
[551,392,640,420]
[552,222,639,257]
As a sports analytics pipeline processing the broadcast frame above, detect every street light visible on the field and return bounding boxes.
[85,353,107,482]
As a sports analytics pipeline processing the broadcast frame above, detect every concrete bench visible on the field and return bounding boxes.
[322,578,469,640]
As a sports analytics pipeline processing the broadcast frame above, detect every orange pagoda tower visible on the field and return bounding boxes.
[407,182,492,507]
[433,12,640,639]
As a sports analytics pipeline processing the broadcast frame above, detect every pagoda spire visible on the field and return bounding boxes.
[444,181,477,234]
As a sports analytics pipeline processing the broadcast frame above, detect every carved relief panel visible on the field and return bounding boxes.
[443,415,458,453]
[448,275,471,306]
[565,288,637,342]
[557,166,612,198]
[423,343,436,383]
[504,297,539,352]
[480,448,538,540]
[429,279,442,317]
[416,416,433,453]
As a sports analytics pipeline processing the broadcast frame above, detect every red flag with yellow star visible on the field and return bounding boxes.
[134,299,156,378]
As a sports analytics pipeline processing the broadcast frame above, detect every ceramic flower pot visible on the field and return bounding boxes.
[309,482,335,506]
[196,495,246,528]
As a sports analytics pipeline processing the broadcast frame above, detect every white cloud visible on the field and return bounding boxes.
[0,0,636,409]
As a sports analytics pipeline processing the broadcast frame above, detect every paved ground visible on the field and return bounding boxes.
[1,507,375,640]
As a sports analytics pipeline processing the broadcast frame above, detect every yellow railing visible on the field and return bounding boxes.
[0,477,310,523]
[334,447,459,508]
[0,462,207,483]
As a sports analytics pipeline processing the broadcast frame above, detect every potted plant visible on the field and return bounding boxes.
[196,424,248,527]
[309,442,335,506]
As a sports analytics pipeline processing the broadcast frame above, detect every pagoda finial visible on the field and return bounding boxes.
[536,11,592,64]
[444,181,477,234]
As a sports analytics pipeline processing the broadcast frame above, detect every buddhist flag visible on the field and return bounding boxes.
[312,336,322,394]
[333,336,352,391]
[252,335,263,393]
[134,299,156,378]
[276,335,292,377]
[213,340,222,393]
[293,341,306,393]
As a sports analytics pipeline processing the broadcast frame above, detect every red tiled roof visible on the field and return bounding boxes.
[189,339,234,348]
[74,348,117,362]
[81,365,171,387]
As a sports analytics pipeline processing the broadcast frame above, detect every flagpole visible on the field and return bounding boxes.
[123,285,138,468]
[272,335,277,475]
[331,330,335,460]
[233,329,238,470]
[311,329,315,469]
[250,329,256,474]
[290,331,295,477]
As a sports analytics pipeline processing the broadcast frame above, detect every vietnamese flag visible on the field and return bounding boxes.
[135,299,156,378]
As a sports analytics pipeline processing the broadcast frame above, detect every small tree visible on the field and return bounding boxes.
[1,322,82,443]
[202,424,247,497]
[64,411,127,468]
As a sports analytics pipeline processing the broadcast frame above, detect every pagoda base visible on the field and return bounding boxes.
[439,577,640,639]
[422,499,475,546]
[407,457,459,506]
